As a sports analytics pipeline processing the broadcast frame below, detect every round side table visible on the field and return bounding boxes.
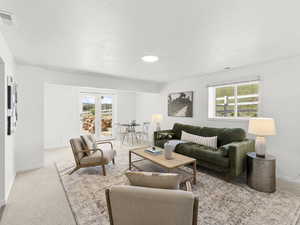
[246,152,276,193]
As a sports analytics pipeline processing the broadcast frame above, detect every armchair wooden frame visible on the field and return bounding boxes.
[69,139,115,176]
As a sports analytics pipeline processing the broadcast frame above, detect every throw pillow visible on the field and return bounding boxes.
[125,171,180,190]
[157,132,174,140]
[80,135,97,155]
[181,131,217,149]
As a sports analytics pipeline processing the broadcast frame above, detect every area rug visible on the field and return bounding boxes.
[56,148,300,225]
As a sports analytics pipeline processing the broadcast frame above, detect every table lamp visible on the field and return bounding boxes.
[152,114,163,131]
[248,118,276,157]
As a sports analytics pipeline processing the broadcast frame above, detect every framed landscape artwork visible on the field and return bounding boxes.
[7,76,18,135]
[168,91,193,117]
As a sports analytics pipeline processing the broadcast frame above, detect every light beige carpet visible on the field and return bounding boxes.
[56,148,300,225]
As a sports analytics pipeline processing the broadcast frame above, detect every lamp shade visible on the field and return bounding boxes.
[152,114,163,123]
[248,118,276,136]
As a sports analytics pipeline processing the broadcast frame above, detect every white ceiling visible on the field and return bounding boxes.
[1,0,300,82]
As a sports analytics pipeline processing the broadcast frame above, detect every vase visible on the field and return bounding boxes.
[164,142,174,160]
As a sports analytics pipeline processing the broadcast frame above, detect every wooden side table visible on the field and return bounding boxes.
[246,152,276,193]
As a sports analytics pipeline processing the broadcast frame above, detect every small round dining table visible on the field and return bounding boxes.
[119,123,141,145]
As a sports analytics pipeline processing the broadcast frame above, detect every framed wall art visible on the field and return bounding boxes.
[7,76,18,135]
[168,91,193,117]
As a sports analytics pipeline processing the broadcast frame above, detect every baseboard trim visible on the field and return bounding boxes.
[0,199,5,208]
[16,162,44,174]
[0,204,5,221]
[277,175,300,184]
[44,145,69,150]
[5,173,15,202]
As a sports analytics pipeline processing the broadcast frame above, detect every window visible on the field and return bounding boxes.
[208,81,259,119]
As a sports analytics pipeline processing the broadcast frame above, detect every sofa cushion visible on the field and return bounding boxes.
[125,171,180,190]
[175,143,229,168]
[219,145,229,157]
[155,139,169,148]
[172,123,202,139]
[218,128,246,146]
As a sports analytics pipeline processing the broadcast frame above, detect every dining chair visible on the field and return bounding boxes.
[114,122,128,144]
[136,122,150,144]
[119,122,139,146]
[126,124,139,145]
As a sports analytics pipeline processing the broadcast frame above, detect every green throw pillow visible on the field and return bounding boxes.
[157,132,174,140]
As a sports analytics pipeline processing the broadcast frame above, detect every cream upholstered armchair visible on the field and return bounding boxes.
[69,137,116,176]
[105,171,198,225]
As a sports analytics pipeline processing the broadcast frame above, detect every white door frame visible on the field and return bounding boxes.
[79,92,115,139]
[0,58,6,206]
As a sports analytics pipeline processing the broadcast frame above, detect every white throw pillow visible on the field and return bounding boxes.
[181,131,217,149]
[126,171,180,190]
[80,135,97,154]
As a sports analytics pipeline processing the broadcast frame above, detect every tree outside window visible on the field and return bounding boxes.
[209,81,259,119]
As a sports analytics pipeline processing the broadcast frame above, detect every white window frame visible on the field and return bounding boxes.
[208,81,260,120]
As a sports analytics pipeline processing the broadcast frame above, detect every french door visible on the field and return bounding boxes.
[80,93,114,140]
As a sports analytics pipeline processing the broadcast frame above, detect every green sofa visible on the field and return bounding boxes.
[154,123,255,177]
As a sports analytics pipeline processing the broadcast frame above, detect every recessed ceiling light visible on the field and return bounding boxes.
[224,67,231,70]
[141,55,159,63]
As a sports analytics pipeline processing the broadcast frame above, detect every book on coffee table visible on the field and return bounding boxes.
[144,148,162,155]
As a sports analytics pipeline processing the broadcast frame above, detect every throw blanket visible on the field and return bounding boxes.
[164,139,187,151]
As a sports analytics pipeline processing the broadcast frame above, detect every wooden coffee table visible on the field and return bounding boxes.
[129,147,197,184]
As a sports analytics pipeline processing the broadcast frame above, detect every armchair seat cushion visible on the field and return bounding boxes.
[80,148,116,166]
[175,143,229,168]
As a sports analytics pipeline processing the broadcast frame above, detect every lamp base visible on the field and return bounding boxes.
[255,136,266,157]
[156,123,161,131]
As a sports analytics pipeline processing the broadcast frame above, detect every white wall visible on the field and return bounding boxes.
[0,32,16,206]
[44,84,137,149]
[16,64,161,171]
[44,84,80,149]
[135,92,162,143]
[160,56,300,182]
[116,92,137,124]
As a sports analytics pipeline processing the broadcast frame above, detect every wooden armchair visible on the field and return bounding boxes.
[105,183,198,225]
[69,138,116,176]
[105,171,198,225]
